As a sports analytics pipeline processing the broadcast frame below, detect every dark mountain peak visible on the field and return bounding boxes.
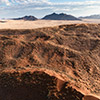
[59,13,66,15]
[42,13,80,20]
[51,12,58,15]
[13,15,38,21]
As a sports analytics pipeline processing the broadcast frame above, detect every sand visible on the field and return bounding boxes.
[83,95,100,100]
[0,19,100,29]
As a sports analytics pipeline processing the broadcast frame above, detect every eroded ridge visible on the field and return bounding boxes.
[0,24,100,99]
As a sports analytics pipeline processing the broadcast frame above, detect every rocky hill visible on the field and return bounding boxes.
[13,15,38,20]
[42,13,80,20]
[0,24,100,100]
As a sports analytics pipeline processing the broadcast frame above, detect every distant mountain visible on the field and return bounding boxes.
[13,15,38,20]
[79,14,100,19]
[42,13,80,20]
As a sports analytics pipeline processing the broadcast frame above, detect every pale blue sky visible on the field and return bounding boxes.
[0,0,100,19]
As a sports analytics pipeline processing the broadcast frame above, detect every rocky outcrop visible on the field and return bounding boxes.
[13,15,38,20]
[42,13,80,20]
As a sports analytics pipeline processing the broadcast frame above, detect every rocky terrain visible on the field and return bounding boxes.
[42,13,80,20]
[13,15,38,21]
[0,24,100,100]
[12,13,80,21]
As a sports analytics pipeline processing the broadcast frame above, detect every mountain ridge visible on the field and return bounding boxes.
[12,13,80,21]
[13,15,38,20]
[79,14,100,19]
[42,13,80,20]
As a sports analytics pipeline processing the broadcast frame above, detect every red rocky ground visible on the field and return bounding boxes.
[0,24,100,100]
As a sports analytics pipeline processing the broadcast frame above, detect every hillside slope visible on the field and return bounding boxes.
[42,13,80,20]
[0,24,100,100]
[13,15,38,20]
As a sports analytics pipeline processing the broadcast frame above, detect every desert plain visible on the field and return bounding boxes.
[0,19,100,29]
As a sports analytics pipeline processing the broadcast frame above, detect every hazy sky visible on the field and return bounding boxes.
[0,0,100,18]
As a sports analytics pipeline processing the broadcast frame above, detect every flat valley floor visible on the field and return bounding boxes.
[1,19,100,29]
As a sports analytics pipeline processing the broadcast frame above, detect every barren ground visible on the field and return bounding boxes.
[0,19,100,29]
[0,22,100,100]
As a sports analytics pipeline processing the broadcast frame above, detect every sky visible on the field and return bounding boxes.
[0,0,100,19]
